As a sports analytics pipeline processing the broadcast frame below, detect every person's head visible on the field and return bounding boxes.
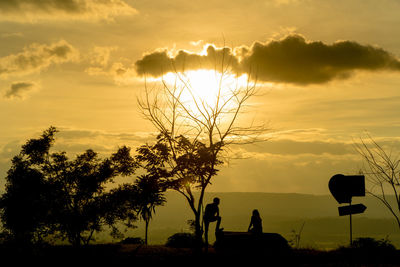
[213,197,220,205]
[252,209,260,217]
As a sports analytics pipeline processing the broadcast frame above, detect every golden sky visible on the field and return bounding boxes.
[1,0,400,194]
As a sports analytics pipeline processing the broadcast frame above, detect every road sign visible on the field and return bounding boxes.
[338,203,367,216]
[328,174,367,246]
[329,174,365,203]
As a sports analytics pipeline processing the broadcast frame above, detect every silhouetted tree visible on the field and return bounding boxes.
[0,155,54,245]
[0,127,58,245]
[0,127,139,246]
[355,135,400,229]
[134,142,171,244]
[49,148,138,246]
[137,52,267,247]
[134,174,166,245]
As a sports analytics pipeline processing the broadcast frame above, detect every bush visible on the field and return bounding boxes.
[165,233,197,248]
[336,237,397,264]
[120,237,144,245]
[351,237,396,251]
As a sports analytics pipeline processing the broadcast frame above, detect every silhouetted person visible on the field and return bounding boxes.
[203,197,222,246]
[248,209,262,234]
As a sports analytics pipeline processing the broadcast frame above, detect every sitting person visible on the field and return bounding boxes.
[248,209,263,234]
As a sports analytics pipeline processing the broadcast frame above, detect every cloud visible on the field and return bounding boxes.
[4,81,39,99]
[89,46,117,67]
[271,0,303,6]
[135,45,240,77]
[0,40,79,77]
[135,34,400,85]
[1,32,23,38]
[86,62,139,85]
[84,46,140,85]
[241,35,400,84]
[0,0,137,22]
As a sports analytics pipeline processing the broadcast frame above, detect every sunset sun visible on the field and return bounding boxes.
[161,69,250,112]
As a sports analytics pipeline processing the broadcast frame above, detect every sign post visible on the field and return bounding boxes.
[329,174,366,246]
[349,201,352,246]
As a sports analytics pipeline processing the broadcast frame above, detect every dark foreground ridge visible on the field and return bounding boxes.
[1,242,400,266]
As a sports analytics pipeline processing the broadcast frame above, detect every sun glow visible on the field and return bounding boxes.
[161,69,250,112]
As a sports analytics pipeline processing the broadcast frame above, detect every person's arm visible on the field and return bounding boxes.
[248,216,253,231]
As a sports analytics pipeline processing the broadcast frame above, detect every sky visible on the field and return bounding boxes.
[1,0,400,194]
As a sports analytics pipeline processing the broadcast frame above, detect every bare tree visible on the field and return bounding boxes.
[354,135,400,229]
[137,50,267,247]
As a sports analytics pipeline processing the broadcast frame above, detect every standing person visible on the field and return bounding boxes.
[203,197,222,246]
[248,209,263,234]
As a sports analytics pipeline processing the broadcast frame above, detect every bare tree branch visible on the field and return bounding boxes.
[355,135,400,229]
[136,53,269,246]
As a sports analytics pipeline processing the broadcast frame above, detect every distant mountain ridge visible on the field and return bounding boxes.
[156,191,396,219]
[119,191,400,249]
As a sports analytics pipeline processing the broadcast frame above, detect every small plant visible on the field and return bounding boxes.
[165,233,198,248]
[187,219,196,233]
[288,222,305,249]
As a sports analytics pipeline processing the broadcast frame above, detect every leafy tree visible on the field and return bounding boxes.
[136,134,223,246]
[0,155,54,245]
[0,127,139,246]
[49,148,138,246]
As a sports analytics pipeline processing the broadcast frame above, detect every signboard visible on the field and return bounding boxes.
[328,174,365,204]
[338,204,367,216]
[328,173,367,246]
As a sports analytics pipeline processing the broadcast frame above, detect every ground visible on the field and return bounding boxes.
[0,244,399,266]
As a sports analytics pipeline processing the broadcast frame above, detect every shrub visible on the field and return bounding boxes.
[165,233,197,248]
[336,237,397,264]
[120,237,144,245]
[351,237,396,252]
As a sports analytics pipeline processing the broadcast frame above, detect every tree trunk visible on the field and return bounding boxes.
[145,219,149,245]
[73,234,81,247]
[194,212,203,251]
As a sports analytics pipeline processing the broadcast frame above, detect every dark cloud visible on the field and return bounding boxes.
[135,45,240,76]
[135,35,400,85]
[4,81,38,99]
[241,35,400,84]
[0,0,82,12]
[0,0,137,22]
[0,40,79,77]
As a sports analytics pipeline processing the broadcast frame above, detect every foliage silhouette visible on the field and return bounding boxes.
[134,174,166,245]
[0,127,140,246]
[165,232,198,248]
[337,237,397,264]
[120,237,144,244]
[135,133,224,248]
[351,237,396,251]
[0,155,53,245]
